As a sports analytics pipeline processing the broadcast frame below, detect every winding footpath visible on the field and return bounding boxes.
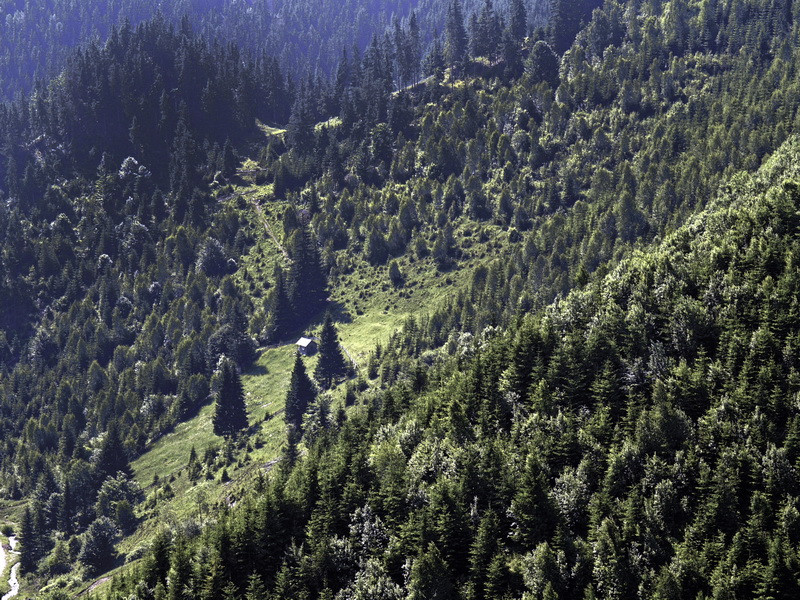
[1,536,20,600]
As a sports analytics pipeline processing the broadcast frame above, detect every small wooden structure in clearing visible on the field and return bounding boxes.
[296,337,318,356]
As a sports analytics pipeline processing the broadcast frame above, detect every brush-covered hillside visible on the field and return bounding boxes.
[2,0,800,597]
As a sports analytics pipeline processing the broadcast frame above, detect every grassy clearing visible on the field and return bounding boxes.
[79,163,501,594]
[256,121,286,141]
[130,344,296,526]
[74,343,301,594]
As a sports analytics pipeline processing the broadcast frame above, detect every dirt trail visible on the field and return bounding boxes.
[250,198,289,260]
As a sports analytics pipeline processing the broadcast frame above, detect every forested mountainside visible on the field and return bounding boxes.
[0,0,550,102]
[0,0,228,101]
[109,132,800,600]
[2,0,800,597]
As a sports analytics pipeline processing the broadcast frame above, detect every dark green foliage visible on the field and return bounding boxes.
[470,0,503,60]
[94,473,142,533]
[94,424,132,484]
[550,0,602,53]
[445,0,469,71]
[510,0,528,42]
[19,506,39,573]
[197,238,230,277]
[78,517,119,575]
[314,313,349,388]
[263,265,295,343]
[526,40,560,88]
[285,353,316,431]
[125,137,800,599]
[9,0,800,590]
[388,260,404,287]
[212,357,249,438]
[408,543,455,600]
[287,225,328,320]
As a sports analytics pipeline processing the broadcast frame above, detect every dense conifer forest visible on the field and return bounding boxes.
[2,0,800,597]
[0,0,550,101]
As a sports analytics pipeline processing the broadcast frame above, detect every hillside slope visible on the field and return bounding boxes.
[3,0,800,596]
[116,135,800,600]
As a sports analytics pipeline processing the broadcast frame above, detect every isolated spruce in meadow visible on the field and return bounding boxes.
[314,312,349,388]
[212,356,248,437]
[286,352,316,430]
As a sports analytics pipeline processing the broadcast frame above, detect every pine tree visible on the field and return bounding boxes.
[212,356,249,437]
[408,11,422,84]
[472,0,502,60]
[221,138,236,178]
[59,481,72,533]
[549,0,602,54]
[510,0,527,42]
[264,265,294,342]
[394,17,412,88]
[286,352,316,430]
[425,37,446,79]
[314,312,348,388]
[501,28,523,79]
[287,225,327,321]
[245,572,268,600]
[408,543,454,600]
[168,540,193,600]
[19,505,38,572]
[526,41,560,89]
[94,422,132,483]
[445,0,468,73]
[78,516,119,575]
[511,455,557,546]
[287,86,314,154]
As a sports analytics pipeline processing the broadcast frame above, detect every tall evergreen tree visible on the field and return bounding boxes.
[287,224,327,321]
[445,0,469,73]
[408,11,422,84]
[526,40,560,88]
[286,352,316,430]
[18,505,38,573]
[510,0,528,42]
[94,423,132,484]
[212,356,249,437]
[264,265,294,342]
[425,37,446,79]
[471,0,502,59]
[550,0,602,54]
[314,312,349,388]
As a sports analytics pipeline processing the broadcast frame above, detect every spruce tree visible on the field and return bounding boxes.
[314,313,349,388]
[78,516,119,575]
[408,11,422,84]
[264,265,294,342]
[94,423,132,483]
[246,572,268,600]
[212,356,249,437]
[425,37,446,79]
[221,138,236,179]
[510,0,527,42]
[286,352,316,430]
[445,0,468,73]
[526,41,560,89]
[287,225,327,321]
[19,505,38,572]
